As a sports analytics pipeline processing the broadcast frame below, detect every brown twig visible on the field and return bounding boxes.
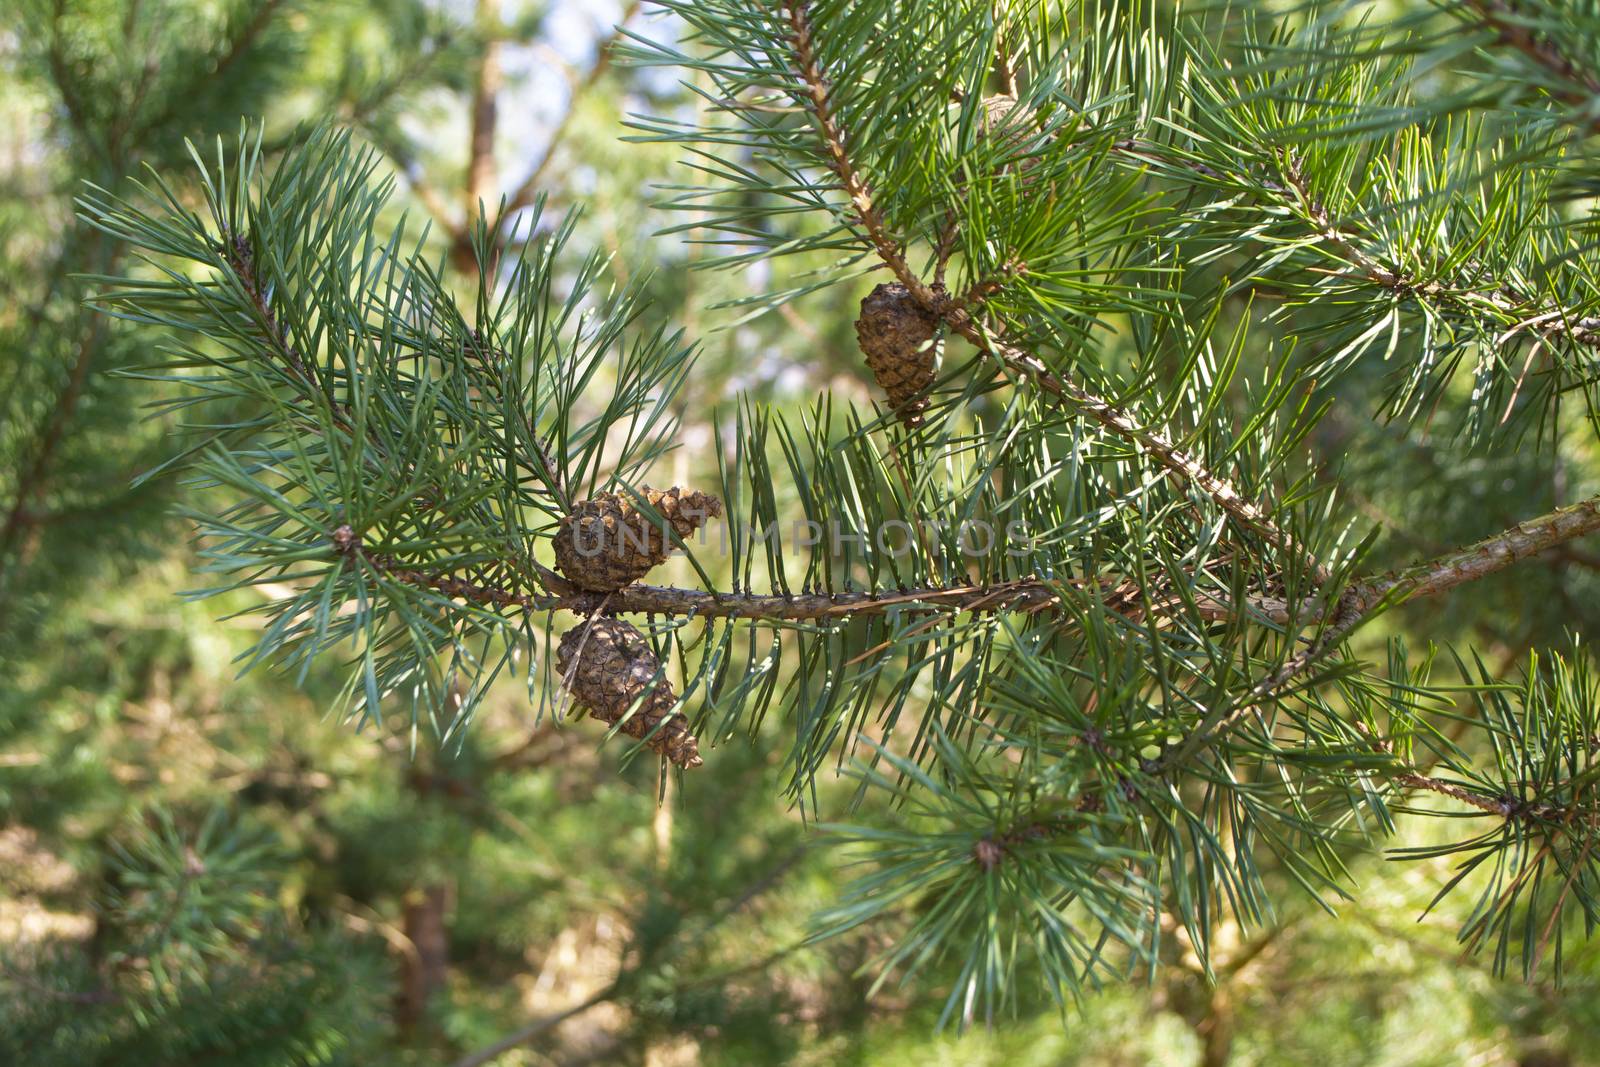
[331,521,1309,626]
[327,493,1600,665]
[778,0,940,307]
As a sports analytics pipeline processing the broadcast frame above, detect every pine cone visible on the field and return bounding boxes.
[556,618,703,768]
[553,486,722,592]
[854,282,941,426]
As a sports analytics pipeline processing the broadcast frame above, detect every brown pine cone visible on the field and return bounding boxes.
[553,486,722,592]
[854,282,941,427]
[556,618,703,768]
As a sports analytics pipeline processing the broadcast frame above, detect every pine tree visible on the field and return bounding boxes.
[66,0,1600,1039]
[0,3,403,1062]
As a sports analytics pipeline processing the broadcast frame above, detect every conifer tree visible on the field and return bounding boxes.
[61,0,1600,1039]
[0,2,397,1061]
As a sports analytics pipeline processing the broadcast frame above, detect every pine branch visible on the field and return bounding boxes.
[950,318,1333,584]
[44,0,102,156]
[135,0,291,143]
[1462,0,1600,131]
[1114,135,1600,355]
[775,0,1327,584]
[0,227,116,576]
[219,228,561,502]
[1274,152,1600,349]
[1171,493,1600,762]
[68,0,1600,999]
[0,308,107,566]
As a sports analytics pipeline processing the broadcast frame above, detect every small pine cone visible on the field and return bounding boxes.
[556,618,703,768]
[855,282,941,426]
[553,486,722,592]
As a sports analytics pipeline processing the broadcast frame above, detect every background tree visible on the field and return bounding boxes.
[2,3,869,1064]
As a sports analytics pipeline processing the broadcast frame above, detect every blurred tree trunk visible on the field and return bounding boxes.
[1198,983,1234,1067]
[458,0,501,272]
[399,883,451,1028]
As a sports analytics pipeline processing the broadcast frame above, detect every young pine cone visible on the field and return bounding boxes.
[553,486,722,592]
[855,282,942,427]
[556,618,703,768]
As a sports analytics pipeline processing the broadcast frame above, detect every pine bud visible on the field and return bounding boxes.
[854,282,942,427]
[556,618,703,768]
[972,838,1004,870]
[553,486,722,592]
